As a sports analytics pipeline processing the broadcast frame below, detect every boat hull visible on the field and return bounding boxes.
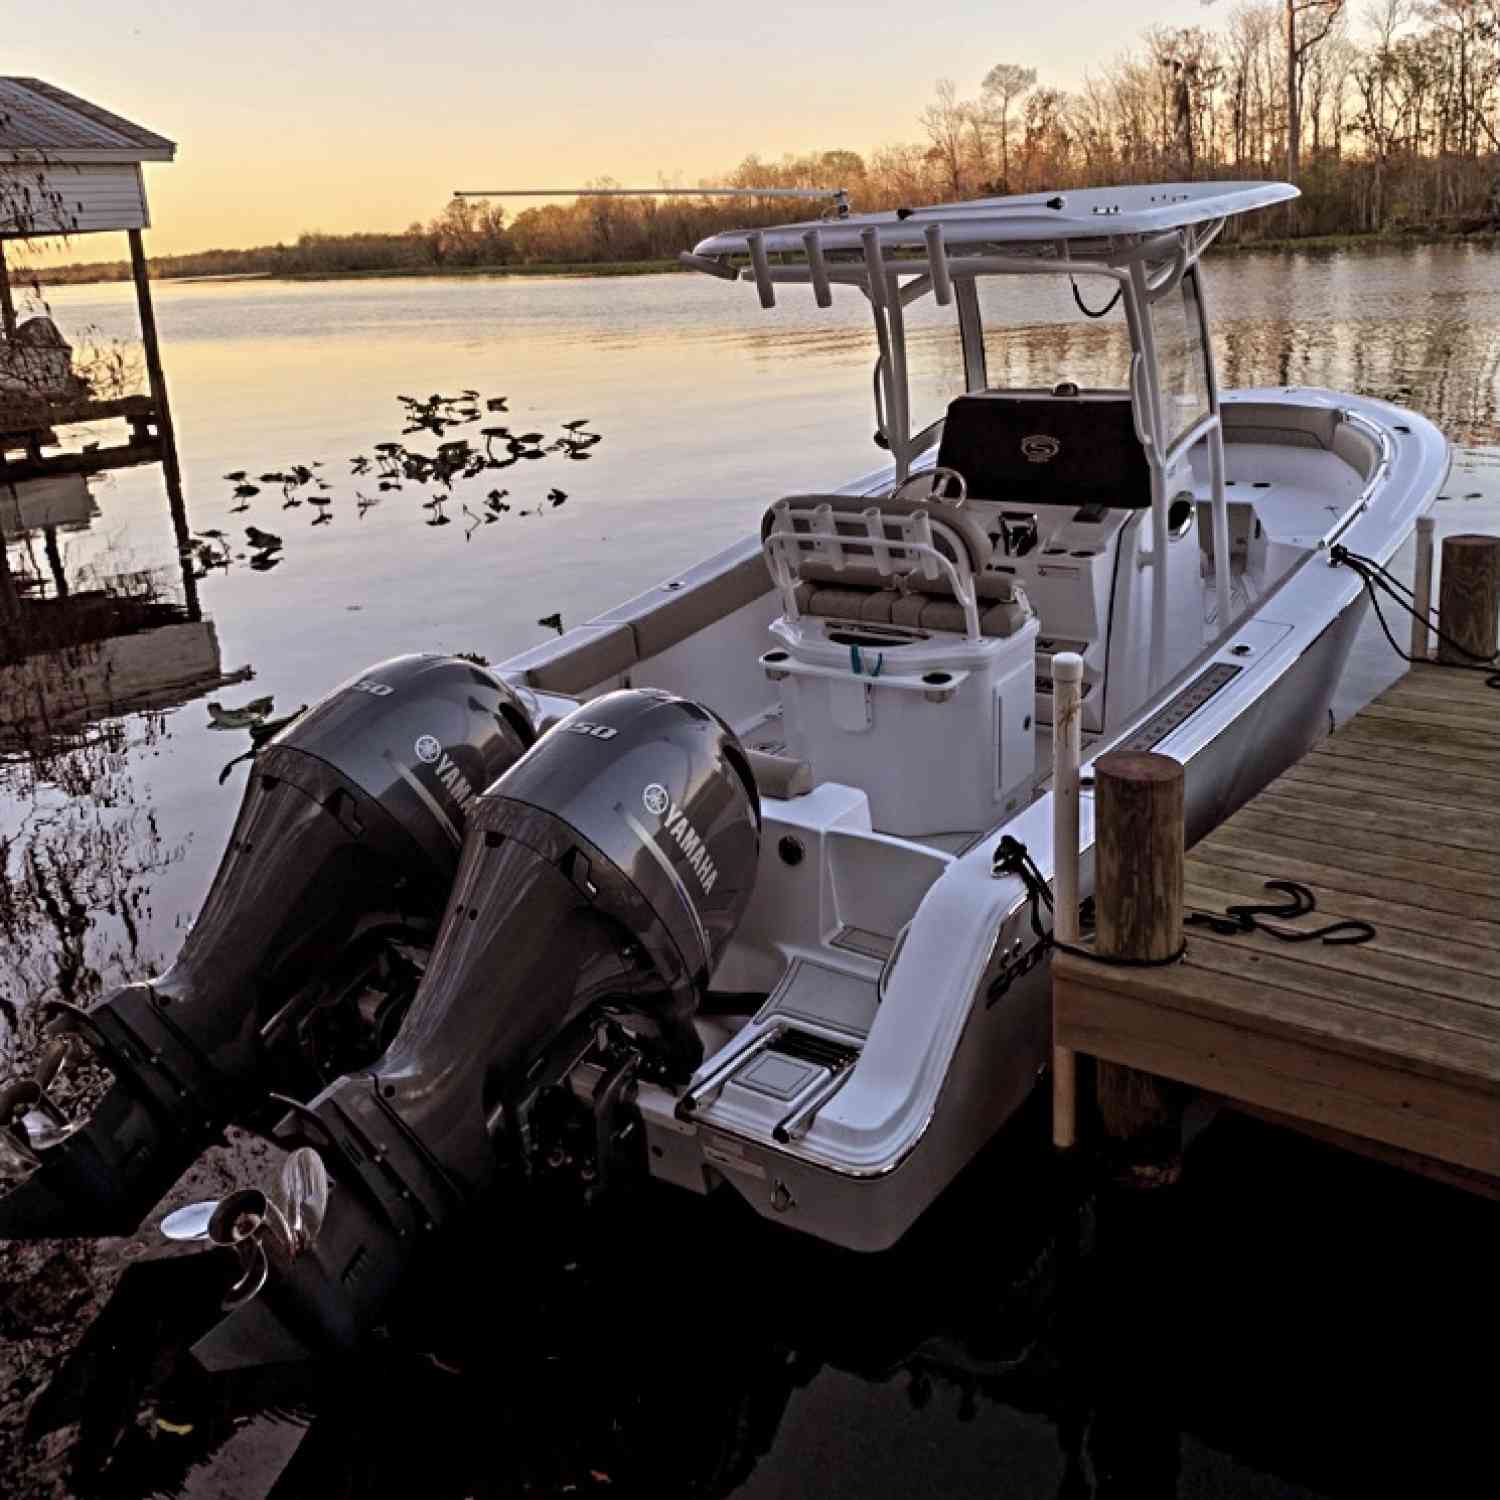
[692,584,1371,1252]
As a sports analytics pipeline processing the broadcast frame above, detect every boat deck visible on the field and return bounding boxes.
[1053,660,1500,1193]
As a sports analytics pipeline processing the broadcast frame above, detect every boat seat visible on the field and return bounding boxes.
[1223,401,1380,481]
[793,583,1027,639]
[761,493,1028,640]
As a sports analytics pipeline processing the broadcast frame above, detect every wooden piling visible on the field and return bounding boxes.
[127,229,199,624]
[1091,751,1186,1179]
[1437,533,1500,664]
[1409,515,1436,661]
[0,241,17,342]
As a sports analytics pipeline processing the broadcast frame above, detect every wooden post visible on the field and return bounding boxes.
[42,525,68,599]
[1437,533,1500,665]
[127,229,200,623]
[0,512,21,629]
[1051,651,1085,1151]
[1092,751,1186,1182]
[0,240,18,342]
[1409,515,1436,662]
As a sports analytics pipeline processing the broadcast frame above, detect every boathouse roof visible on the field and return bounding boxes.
[0,78,174,162]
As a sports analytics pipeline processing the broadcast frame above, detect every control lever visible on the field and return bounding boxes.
[997,512,1040,559]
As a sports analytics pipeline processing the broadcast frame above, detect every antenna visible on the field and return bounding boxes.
[453,186,850,219]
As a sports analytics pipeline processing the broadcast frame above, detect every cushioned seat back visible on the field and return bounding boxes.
[761,493,994,598]
[937,392,1151,507]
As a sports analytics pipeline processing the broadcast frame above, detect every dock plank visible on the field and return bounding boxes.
[1183,869,1500,960]
[1250,786,1500,854]
[1356,702,1500,739]
[1266,762,1488,822]
[1188,836,1500,921]
[1200,810,1500,888]
[1313,733,1500,784]
[1374,669,1494,702]
[1290,748,1500,804]
[1376,686,1500,723]
[1331,714,1500,762]
[1056,659,1500,1195]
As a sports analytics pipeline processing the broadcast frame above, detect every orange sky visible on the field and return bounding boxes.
[10,1,1220,262]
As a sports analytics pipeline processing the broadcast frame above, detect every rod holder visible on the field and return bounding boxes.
[746,232,776,310]
[802,229,832,308]
[923,224,952,306]
[860,227,888,307]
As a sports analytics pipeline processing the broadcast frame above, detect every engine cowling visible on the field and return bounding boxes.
[193,690,761,1369]
[0,654,534,1240]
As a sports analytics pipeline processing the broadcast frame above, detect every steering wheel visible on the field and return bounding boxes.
[890,466,968,509]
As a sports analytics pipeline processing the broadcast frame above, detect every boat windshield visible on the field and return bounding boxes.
[1151,270,1211,446]
[976,275,1131,394]
[904,295,968,437]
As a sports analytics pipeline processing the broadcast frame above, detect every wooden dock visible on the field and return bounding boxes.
[1053,660,1500,1193]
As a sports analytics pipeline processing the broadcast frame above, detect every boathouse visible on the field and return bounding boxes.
[0,78,179,480]
[0,81,224,724]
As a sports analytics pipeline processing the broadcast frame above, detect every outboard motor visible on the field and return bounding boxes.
[192,690,760,1369]
[0,655,534,1239]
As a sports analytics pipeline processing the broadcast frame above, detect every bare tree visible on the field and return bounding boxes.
[1287,0,1349,175]
[921,79,974,197]
[980,63,1038,189]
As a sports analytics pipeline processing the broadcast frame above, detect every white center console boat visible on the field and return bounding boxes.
[0,186,1450,1355]
[496,181,1448,1251]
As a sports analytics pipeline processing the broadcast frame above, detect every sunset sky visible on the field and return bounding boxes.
[13,0,1219,259]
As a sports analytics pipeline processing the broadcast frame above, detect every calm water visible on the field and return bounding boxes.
[3,246,1500,1496]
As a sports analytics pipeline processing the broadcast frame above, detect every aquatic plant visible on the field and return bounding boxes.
[206,392,600,570]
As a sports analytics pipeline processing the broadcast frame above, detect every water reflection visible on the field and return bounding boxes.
[24,1100,1499,1500]
[0,714,185,1059]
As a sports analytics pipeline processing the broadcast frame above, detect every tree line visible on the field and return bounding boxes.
[27,0,1500,286]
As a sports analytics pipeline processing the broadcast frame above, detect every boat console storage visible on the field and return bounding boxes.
[761,491,1040,836]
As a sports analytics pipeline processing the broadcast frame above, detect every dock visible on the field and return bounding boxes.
[1053,658,1500,1195]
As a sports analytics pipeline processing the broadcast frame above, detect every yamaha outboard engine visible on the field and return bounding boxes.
[0,654,534,1239]
[192,690,760,1369]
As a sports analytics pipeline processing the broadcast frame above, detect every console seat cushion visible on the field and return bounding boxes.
[794,583,1029,639]
[1222,401,1339,449]
[762,493,1013,600]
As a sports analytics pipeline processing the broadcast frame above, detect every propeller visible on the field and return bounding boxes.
[201,1147,332,1309]
[0,1036,86,1183]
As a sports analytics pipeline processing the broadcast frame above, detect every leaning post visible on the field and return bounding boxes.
[1051,652,1084,1150]
[1092,751,1185,1183]
[1409,515,1436,661]
[0,241,18,341]
[1436,532,1500,665]
[127,229,200,624]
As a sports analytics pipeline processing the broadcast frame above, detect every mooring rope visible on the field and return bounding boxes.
[991,835,1187,972]
[987,837,1374,1005]
[1185,878,1375,945]
[1330,543,1500,690]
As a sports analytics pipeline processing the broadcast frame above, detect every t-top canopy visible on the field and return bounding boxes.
[693,180,1297,261]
